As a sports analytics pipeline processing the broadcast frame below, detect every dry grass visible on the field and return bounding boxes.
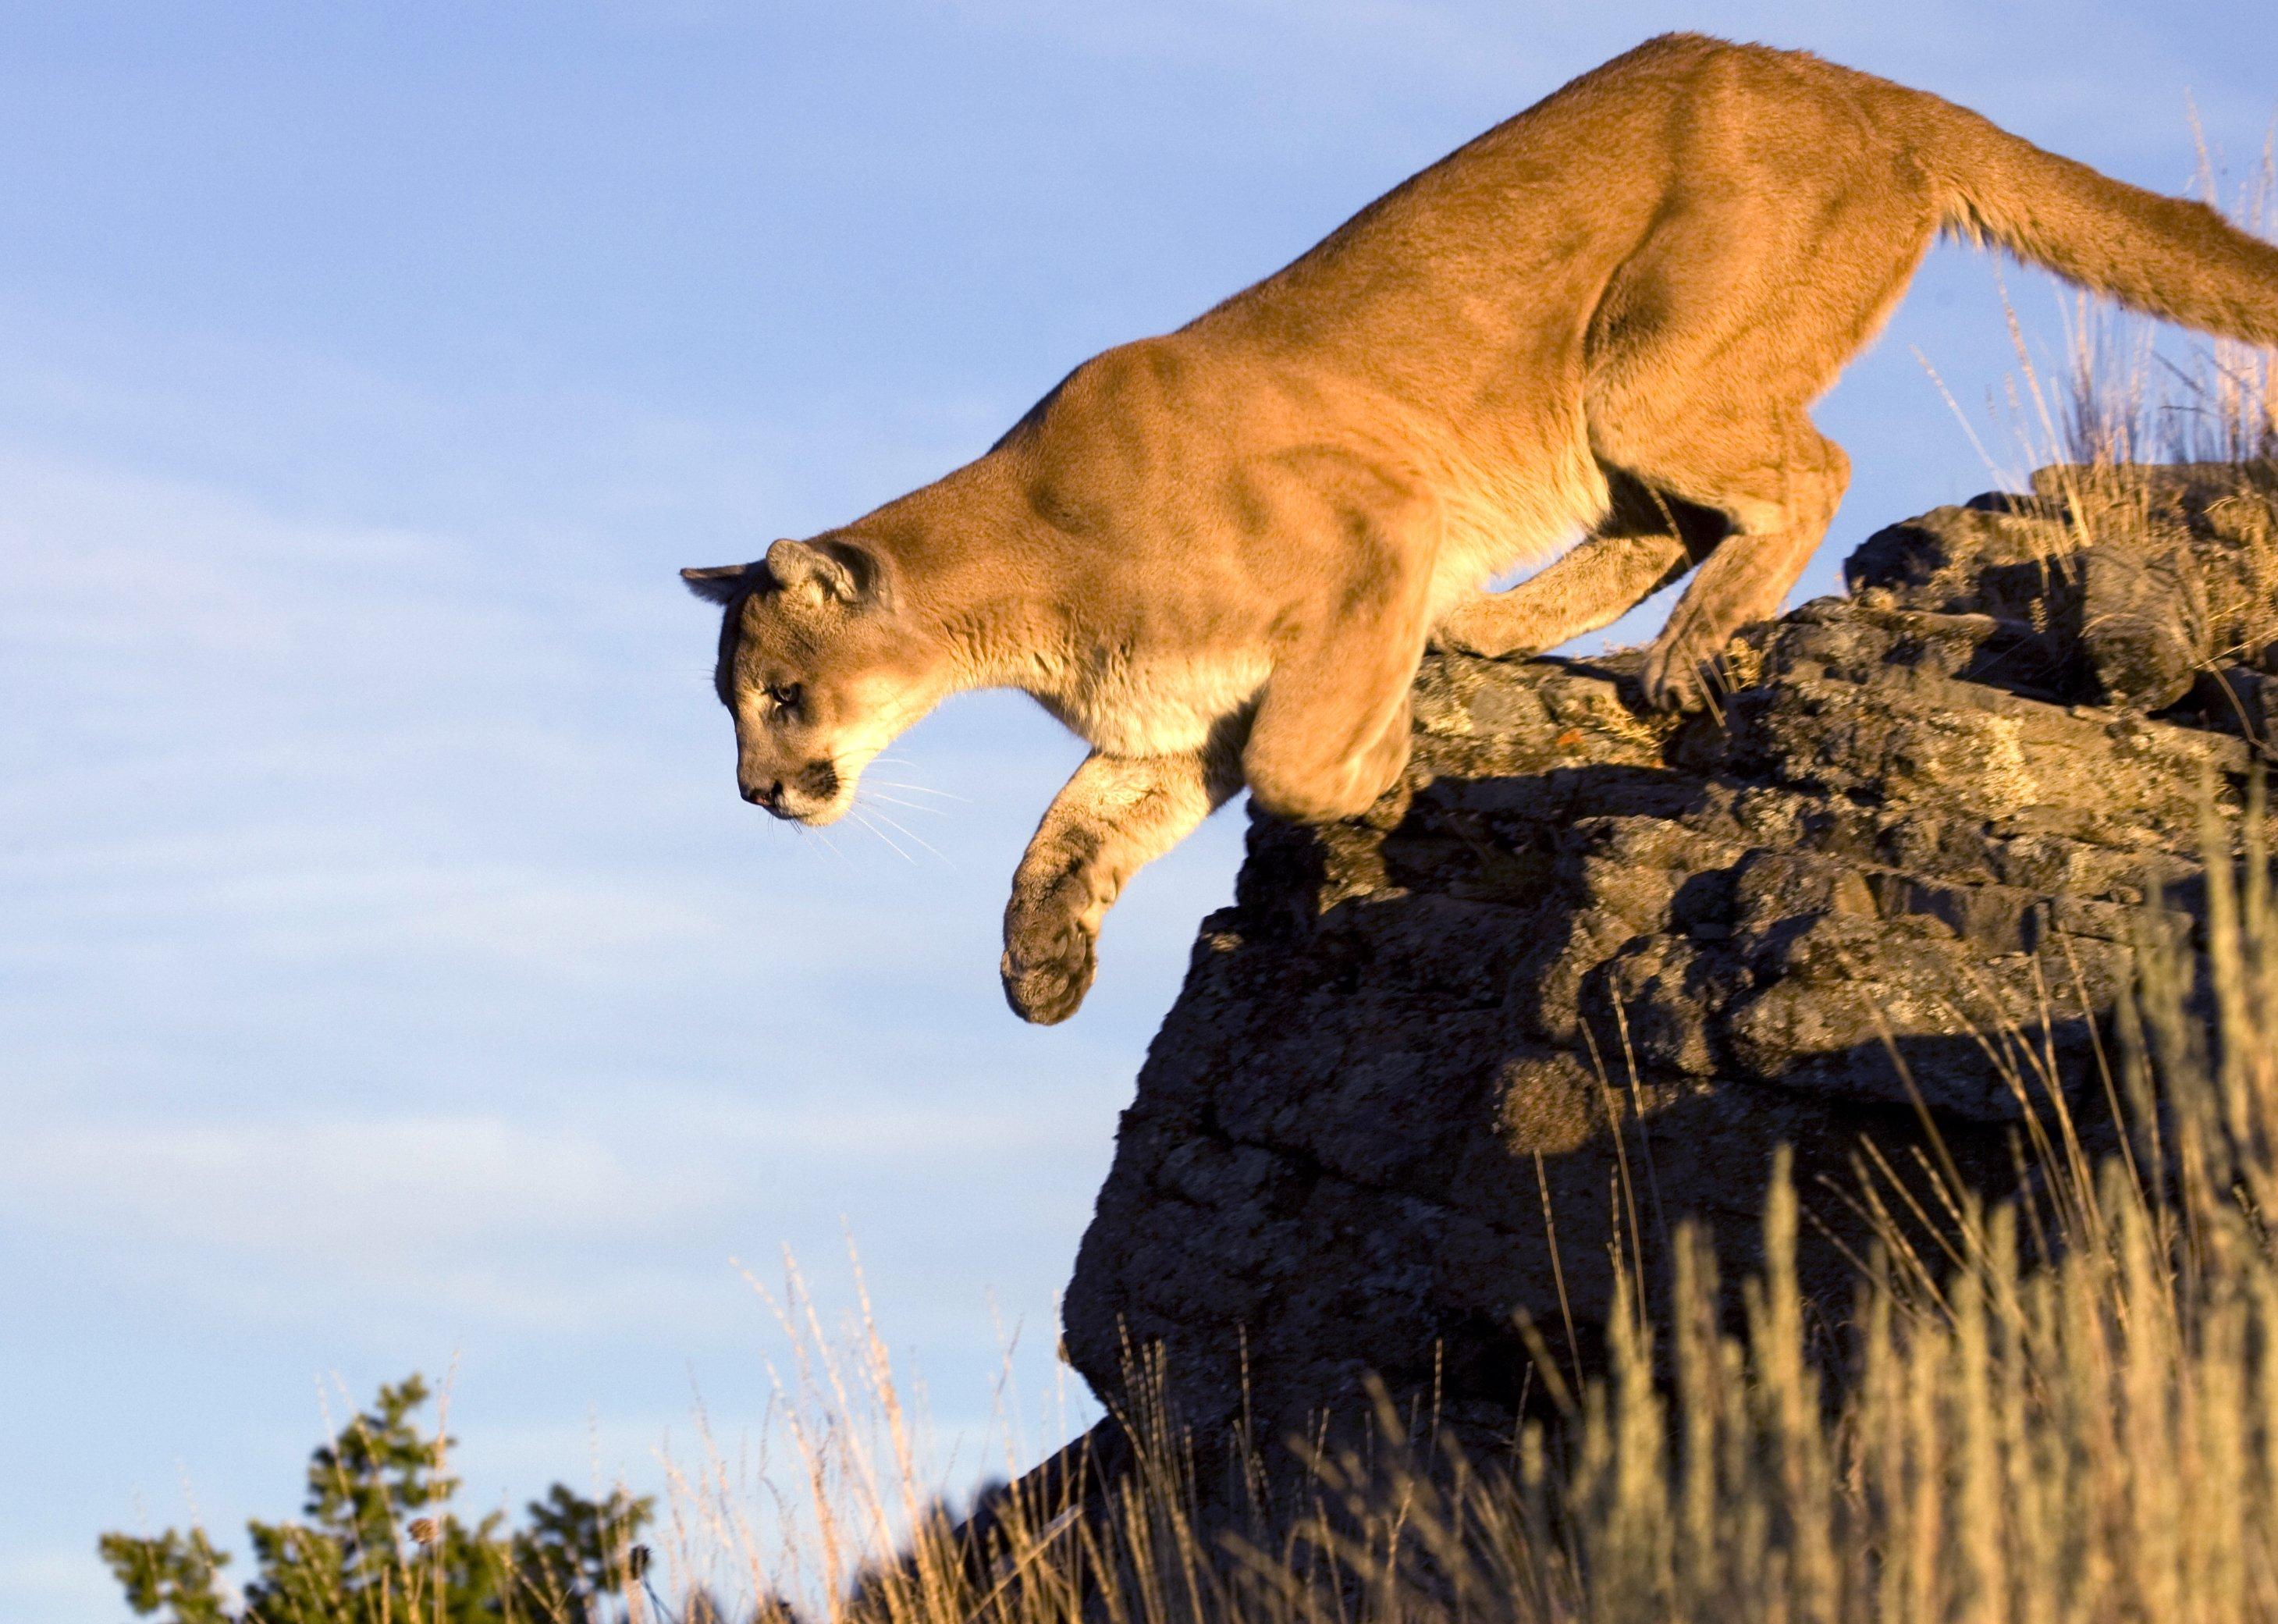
[1978,139,2278,681]
[627,797,2278,1624]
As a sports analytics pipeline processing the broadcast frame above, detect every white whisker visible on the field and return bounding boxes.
[861,780,967,802]
[851,805,915,863]
[861,802,952,865]
[862,791,949,817]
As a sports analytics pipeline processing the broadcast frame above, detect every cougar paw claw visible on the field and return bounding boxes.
[1001,904,1098,1025]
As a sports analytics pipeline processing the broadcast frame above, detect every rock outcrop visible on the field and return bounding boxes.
[1063,464,2278,1462]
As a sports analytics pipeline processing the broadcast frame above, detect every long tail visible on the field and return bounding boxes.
[1907,96,2278,346]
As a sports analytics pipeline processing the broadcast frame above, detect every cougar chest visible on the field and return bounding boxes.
[1032,644,1270,758]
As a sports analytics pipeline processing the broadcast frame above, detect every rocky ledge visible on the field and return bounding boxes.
[1062,463,2278,1462]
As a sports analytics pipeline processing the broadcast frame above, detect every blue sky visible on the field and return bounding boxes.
[3,2,2270,1617]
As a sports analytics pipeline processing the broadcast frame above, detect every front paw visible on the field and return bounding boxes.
[1431,604,1541,661]
[1433,630,1540,660]
[1000,901,1098,1025]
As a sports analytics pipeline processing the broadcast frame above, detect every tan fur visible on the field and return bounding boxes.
[684,34,2278,1022]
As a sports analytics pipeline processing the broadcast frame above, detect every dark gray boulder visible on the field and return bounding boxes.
[1061,464,2276,1462]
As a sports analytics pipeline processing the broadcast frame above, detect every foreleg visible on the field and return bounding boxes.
[1242,581,1432,825]
[1435,535,1690,657]
[1434,475,1726,659]
[1002,741,1245,1025]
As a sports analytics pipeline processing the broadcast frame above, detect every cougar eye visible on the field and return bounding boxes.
[766,682,803,712]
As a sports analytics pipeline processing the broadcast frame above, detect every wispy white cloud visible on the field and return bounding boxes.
[6,1095,1111,1248]
[0,298,1008,552]
[11,1113,705,1251]
[1,1078,1118,1333]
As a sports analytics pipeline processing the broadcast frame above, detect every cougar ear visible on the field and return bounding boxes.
[679,563,754,606]
[764,537,883,607]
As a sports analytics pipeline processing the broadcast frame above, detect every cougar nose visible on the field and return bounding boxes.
[741,778,783,810]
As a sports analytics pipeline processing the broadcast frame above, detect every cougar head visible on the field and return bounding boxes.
[681,536,940,826]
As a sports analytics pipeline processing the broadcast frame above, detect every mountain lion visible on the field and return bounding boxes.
[684,33,2278,1023]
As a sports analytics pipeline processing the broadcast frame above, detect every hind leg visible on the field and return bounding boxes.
[1599,414,1850,712]
[1640,429,1848,711]
[1575,138,1924,706]
[1434,476,1727,658]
